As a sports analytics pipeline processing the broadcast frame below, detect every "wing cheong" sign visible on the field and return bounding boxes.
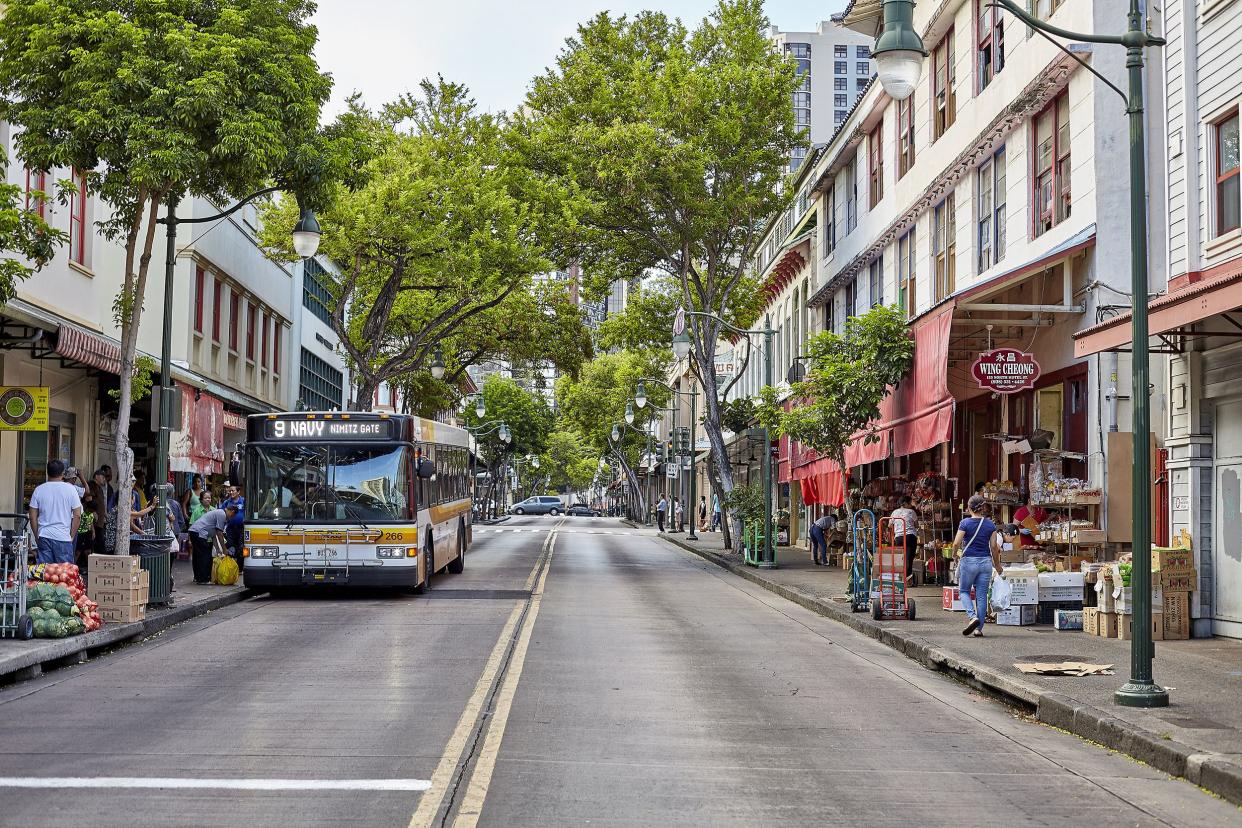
[972,348,1041,394]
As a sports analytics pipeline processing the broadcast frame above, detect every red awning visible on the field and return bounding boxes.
[792,456,846,506]
[888,308,955,457]
[53,324,121,375]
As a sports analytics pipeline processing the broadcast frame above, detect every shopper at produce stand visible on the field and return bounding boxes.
[952,495,1003,637]
[809,511,835,566]
[28,459,83,564]
[892,497,920,584]
[189,504,238,585]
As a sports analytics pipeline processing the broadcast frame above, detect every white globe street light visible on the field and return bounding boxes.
[635,379,648,409]
[292,207,323,258]
[872,0,927,102]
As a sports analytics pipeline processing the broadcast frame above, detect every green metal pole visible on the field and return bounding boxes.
[688,387,699,540]
[1115,0,1168,708]
[153,194,178,539]
[760,328,776,568]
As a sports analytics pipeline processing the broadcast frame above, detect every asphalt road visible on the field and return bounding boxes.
[0,515,1238,827]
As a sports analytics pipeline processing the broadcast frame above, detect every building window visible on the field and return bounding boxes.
[246,301,257,361]
[229,291,241,351]
[796,107,811,127]
[835,93,848,108]
[1033,92,1071,236]
[1214,112,1240,237]
[788,43,811,59]
[857,78,868,92]
[857,61,870,75]
[934,195,956,301]
[794,91,811,109]
[790,145,808,173]
[844,279,856,324]
[857,46,871,58]
[868,119,884,208]
[825,295,835,334]
[261,311,270,368]
[835,110,846,124]
[846,159,858,232]
[799,74,811,92]
[212,280,223,342]
[823,184,836,255]
[299,348,343,411]
[835,45,847,57]
[869,255,884,307]
[303,258,336,325]
[23,169,47,218]
[1034,0,1066,20]
[835,61,847,74]
[897,96,916,178]
[273,324,282,376]
[933,28,956,140]
[194,267,205,334]
[978,148,1007,271]
[835,77,847,91]
[977,0,1005,92]
[898,228,916,319]
[69,168,87,265]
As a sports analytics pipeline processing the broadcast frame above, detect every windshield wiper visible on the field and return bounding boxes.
[342,502,369,531]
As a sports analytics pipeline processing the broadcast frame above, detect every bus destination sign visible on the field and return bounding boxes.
[265,418,394,440]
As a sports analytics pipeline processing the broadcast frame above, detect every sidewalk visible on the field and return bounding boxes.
[1,557,252,684]
[656,526,1242,806]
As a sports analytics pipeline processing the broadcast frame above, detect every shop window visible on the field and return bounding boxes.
[897,96,915,178]
[24,168,47,218]
[212,280,223,342]
[194,266,206,333]
[1033,91,1071,237]
[1036,386,1063,450]
[869,255,884,307]
[247,301,257,361]
[1215,111,1240,237]
[229,291,241,351]
[977,0,1004,92]
[868,119,884,208]
[932,28,956,141]
[898,228,916,318]
[978,147,1007,271]
[933,195,956,301]
[69,168,88,265]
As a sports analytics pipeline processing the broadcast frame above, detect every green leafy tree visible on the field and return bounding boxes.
[756,305,915,525]
[0,147,69,297]
[540,429,599,496]
[0,0,331,553]
[556,350,670,518]
[523,0,803,535]
[461,374,554,510]
[263,80,575,410]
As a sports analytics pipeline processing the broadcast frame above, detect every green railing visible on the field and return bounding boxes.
[743,520,764,567]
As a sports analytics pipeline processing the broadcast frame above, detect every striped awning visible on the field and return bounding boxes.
[53,324,121,375]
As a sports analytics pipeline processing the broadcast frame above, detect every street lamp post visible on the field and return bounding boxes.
[674,310,776,568]
[153,190,320,538]
[871,0,1166,707]
[635,377,701,540]
[611,418,654,525]
[467,420,510,520]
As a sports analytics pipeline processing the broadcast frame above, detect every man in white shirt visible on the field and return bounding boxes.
[29,459,83,564]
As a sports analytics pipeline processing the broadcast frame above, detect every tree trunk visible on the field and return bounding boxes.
[114,193,163,556]
[613,450,646,519]
[352,375,378,412]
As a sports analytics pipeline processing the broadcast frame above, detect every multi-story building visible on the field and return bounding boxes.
[1073,0,1242,637]
[291,255,351,412]
[770,17,874,172]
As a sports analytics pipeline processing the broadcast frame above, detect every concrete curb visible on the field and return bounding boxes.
[1,587,257,684]
[662,534,1242,806]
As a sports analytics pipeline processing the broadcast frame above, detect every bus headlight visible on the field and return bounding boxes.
[377,546,406,559]
[250,546,280,559]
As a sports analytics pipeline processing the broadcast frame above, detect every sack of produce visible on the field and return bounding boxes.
[212,555,239,586]
[32,610,70,638]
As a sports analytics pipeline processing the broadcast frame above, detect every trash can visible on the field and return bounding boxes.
[131,535,174,606]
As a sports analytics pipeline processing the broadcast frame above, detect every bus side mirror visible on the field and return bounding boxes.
[417,458,436,479]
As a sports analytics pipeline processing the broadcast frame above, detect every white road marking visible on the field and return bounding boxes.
[452,528,557,827]
[0,777,430,792]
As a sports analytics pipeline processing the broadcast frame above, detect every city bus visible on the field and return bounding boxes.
[240,411,472,590]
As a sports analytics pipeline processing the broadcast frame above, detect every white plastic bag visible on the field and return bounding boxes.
[991,572,1013,611]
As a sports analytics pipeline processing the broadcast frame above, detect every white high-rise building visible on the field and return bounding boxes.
[770,17,875,173]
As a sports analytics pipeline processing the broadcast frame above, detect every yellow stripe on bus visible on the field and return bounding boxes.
[429,499,471,524]
[246,526,419,544]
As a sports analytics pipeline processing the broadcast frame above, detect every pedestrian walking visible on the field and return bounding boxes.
[28,460,83,564]
[656,495,668,533]
[892,496,920,584]
[188,504,238,585]
[698,496,707,531]
[952,495,1002,637]
[711,492,721,531]
[809,511,836,565]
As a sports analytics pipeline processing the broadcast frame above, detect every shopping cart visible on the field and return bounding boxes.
[871,515,916,621]
[0,513,33,640]
[850,509,875,613]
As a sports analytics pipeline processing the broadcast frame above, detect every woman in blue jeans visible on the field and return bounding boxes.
[952,495,1003,637]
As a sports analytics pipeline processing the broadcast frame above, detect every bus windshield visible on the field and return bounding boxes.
[247,444,412,522]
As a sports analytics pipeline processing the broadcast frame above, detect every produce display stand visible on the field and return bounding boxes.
[0,514,33,640]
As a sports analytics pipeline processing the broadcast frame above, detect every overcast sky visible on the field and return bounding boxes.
[311,0,850,117]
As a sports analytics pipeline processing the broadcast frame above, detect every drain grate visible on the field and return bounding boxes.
[426,589,532,600]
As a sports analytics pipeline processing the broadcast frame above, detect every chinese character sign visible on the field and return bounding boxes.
[971,349,1041,394]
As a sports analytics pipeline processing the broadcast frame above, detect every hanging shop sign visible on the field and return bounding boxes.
[0,386,49,431]
[972,348,1041,394]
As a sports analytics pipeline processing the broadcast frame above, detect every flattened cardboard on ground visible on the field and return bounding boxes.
[1014,661,1116,676]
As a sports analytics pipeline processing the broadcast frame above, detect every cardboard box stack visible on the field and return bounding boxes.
[1083,532,1197,640]
[1152,535,1196,640]
[87,554,149,623]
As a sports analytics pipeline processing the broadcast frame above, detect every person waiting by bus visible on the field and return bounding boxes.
[221,482,245,565]
[182,475,204,523]
[189,504,238,585]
